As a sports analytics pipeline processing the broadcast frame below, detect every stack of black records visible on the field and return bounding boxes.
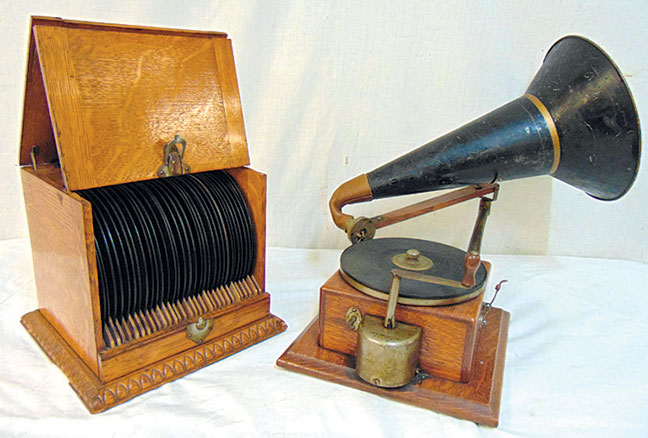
[77,170,256,325]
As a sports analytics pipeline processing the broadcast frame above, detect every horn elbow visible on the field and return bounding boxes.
[329,174,373,231]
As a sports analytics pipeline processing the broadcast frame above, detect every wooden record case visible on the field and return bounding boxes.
[19,17,285,413]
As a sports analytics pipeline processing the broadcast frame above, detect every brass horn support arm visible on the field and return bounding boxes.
[461,191,496,287]
[374,184,498,229]
[331,180,499,244]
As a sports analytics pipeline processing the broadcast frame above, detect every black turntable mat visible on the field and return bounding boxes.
[340,237,487,305]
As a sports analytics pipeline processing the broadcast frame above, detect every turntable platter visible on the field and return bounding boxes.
[340,238,487,305]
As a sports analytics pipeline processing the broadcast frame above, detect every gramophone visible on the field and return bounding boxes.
[277,36,640,426]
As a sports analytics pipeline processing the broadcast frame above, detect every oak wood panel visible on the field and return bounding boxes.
[277,310,509,426]
[33,24,91,190]
[33,23,249,191]
[22,165,65,191]
[318,271,482,382]
[214,39,250,167]
[31,16,228,39]
[21,168,100,374]
[227,167,266,290]
[70,189,105,352]
[99,294,270,381]
[19,27,57,167]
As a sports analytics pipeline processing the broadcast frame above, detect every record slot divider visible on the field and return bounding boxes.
[102,276,262,349]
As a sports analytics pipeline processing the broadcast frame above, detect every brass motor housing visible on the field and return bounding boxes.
[356,314,421,388]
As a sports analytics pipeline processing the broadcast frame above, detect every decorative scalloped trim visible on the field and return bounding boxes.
[22,310,286,413]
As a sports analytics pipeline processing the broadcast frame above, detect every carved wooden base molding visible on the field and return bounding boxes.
[22,310,286,413]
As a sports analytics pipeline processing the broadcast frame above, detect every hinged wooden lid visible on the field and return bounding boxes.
[19,17,250,191]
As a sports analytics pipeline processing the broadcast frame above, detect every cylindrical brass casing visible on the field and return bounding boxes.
[355,314,421,388]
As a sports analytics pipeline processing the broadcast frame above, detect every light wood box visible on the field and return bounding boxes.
[19,16,286,413]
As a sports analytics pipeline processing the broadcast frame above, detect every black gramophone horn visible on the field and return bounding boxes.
[330,36,640,231]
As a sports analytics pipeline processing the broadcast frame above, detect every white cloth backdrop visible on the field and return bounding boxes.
[1,2,647,437]
[0,1,647,261]
[1,238,647,437]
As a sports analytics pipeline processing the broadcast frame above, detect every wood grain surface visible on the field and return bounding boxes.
[31,20,249,191]
[23,309,286,414]
[227,167,267,290]
[277,308,509,426]
[99,294,270,381]
[318,271,483,382]
[19,28,57,168]
[21,168,101,374]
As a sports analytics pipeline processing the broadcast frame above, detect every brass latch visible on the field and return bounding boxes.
[158,135,191,177]
[186,317,214,344]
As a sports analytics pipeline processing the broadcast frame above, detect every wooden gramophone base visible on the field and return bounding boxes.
[22,309,286,413]
[277,309,509,426]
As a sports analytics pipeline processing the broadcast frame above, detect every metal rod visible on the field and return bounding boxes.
[385,273,401,329]
[461,197,493,287]
[374,183,498,230]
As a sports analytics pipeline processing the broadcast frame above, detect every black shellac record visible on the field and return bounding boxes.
[222,171,257,276]
[189,174,230,287]
[202,172,243,280]
[83,189,129,319]
[105,185,150,315]
[100,186,141,317]
[174,176,211,295]
[135,182,180,309]
[126,182,167,311]
[114,183,158,311]
[164,176,204,300]
[340,237,487,304]
[81,191,117,321]
[148,178,193,305]
[182,176,220,292]
[193,172,236,282]
[217,172,250,279]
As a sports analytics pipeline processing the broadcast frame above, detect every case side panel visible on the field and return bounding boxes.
[69,191,105,352]
[19,24,58,169]
[227,167,266,290]
[213,38,250,167]
[21,168,100,375]
[33,24,96,190]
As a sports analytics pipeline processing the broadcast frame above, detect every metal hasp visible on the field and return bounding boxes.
[355,270,422,388]
[158,135,191,177]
